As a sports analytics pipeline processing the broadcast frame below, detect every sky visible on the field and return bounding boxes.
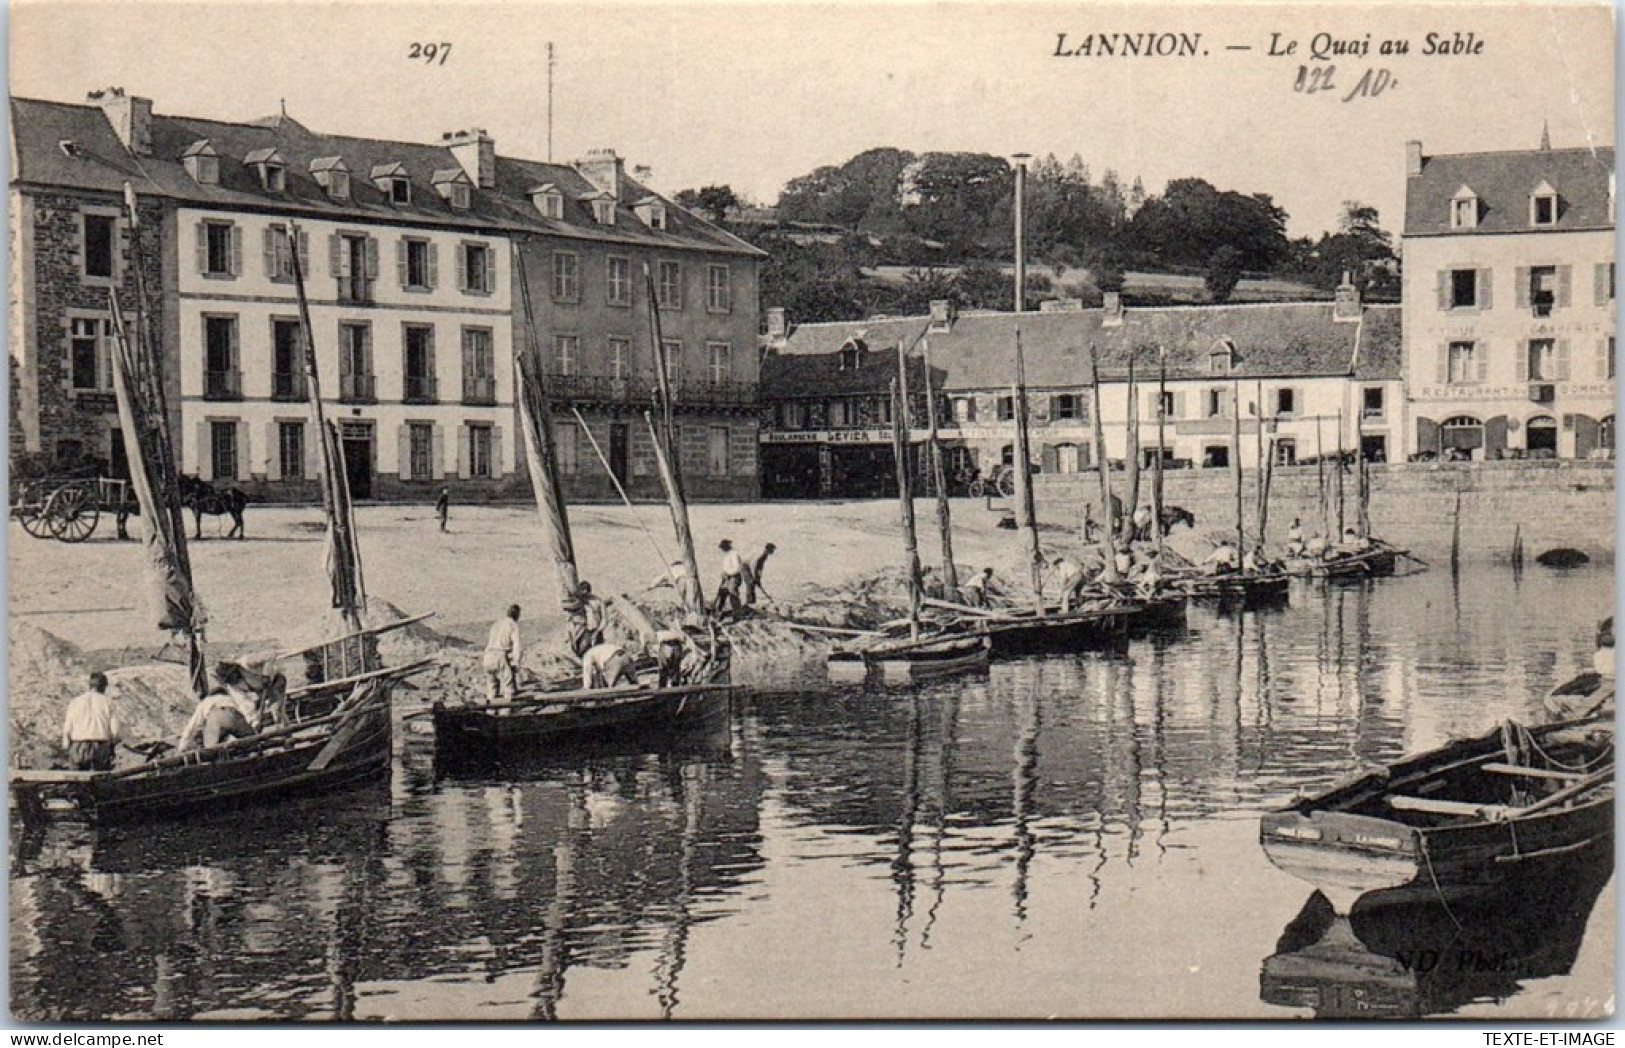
[8,1,1617,238]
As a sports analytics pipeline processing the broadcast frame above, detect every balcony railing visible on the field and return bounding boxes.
[404,375,438,404]
[463,375,497,405]
[339,373,377,403]
[337,276,374,305]
[271,371,307,402]
[204,370,242,400]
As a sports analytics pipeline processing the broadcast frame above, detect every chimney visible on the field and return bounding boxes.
[1405,140,1423,178]
[765,307,789,341]
[632,164,654,187]
[575,148,624,204]
[928,298,956,332]
[444,129,495,189]
[88,87,152,156]
[1333,272,1362,322]
[1102,291,1124,326]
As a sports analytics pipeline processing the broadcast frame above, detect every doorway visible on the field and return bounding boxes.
[339,421,373,500]
[1525,416,1558,457]
[609,422,630,486]
[108,427,129,480]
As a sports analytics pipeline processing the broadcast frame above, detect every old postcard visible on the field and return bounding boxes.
[6,0,1616,1024]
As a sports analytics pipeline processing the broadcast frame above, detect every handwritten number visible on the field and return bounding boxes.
[407,43,452,65]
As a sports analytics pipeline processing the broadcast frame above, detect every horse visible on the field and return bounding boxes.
[1086,499,1197,543]
[178,474,248,539]
[1158,505,1197,537]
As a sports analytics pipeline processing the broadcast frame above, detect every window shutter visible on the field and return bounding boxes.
[1599,339,1612,380]
[195,421,212,481]
[305,424,321,480]
[1475,344,1489,384]
[1436,270,1450,311]
[195,222,208,275]
[1557,266,1572,307]
[1436,343,1449,385]
[431,425,446,480]
[1595,264,1609,306]
[329,234,344,279]
[297,231,309,275]
[264,422,281,481]
[263,227,278,278]
[1173,392,1186,419]
[396,424,411,479]
[484,247,496,295]
[457,425,471,479]
[1556,339,1571,382]
[492,425,505,477]
[427,243,439,289]
[456,245,468,291]
[1515,267,1530,308]
[1040,444,1058,473]
[364,237,379,280]
[237,420,252,480]
[396,239,408,288]
[230,225,243,277]
[1477,269,1492,310]
[1515,341,1528,381]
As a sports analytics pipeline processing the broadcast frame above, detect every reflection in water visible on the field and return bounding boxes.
[1262,843,1614,1018]
[11,565,1614,1020]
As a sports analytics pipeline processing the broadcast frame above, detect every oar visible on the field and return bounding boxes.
[1398,550,1429,567]
[1511,764,1614,817]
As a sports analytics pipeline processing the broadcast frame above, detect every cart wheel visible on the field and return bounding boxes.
[967,479,986,499]
[49,484,100,543]
[998,473,1016,497]
[16,484,54,538]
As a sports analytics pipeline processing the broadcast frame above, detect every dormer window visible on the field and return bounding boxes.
[310,157,350,201]
[838,339,866,370]
[182,140,219,185]
[1451,186,1480,229]
[634,197,668,230]
[1530,181,1558,226]
[432,169,473,210]
[371,163,411,205]
[582,191,615,226]
[390,179,411,205]
[1209,339,1236,374]
[245,148,287,193]
[530,184,564,219]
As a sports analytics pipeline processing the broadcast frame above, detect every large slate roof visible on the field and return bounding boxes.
[1404,146,1615,237]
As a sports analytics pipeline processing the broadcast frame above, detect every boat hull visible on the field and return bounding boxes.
[10,681,394,827]
[1185,574,1291,610]
[1305,549,1400,580]
[827,636,990,682]
[979,605,1138,656]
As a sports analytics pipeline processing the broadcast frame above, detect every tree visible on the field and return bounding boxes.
[1307,200,1398,297]
[1205,245,1244,303]
[674,184,741,225]
[777,148,915,231]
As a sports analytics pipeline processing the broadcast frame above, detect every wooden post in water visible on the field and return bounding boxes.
[920,337,959,598]
[1012,330,1045,612]
[1089,343,1120,584]
[1153,348,1167,555]
[1231,377,1245,554]
[1334,409,1346,538]
[1450,485,1463,574]
[890,375,923,639]
[1511,522,1525,570]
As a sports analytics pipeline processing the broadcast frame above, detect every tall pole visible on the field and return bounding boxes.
[1254,380,1266,550]
[645,264,703,616]
[1088,343,1120,584]
[891,375,922,640]
[1120,354,1141,546]
[1012,329,1044,612]
[1335,409,1346,537]
[920,337,959,597]
[1231,377,1244,555]
[1154,348,1167,555]
[1315,413,1328,540]
[1012,153,1030,313]
[1355,402,1370,538]
[546,43,556,163]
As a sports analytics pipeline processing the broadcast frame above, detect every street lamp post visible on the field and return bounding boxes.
[1011,152,1031,314]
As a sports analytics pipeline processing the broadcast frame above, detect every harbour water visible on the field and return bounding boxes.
[10,564,1615,1021]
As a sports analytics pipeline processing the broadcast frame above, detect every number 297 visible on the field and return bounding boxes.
[408,42,452,65]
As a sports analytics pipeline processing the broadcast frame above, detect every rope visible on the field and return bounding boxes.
[1418,835,1465,931]
[568,407,677,580]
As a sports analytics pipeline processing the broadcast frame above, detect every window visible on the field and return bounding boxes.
[389,178,412,205]
[264,224,308,283]
[660,339,682,381]
[328,170,351,201]
[334,232,376,303]
[556,420,579,474]
[1448,341,1477,384]
[778,402,806,429]
[657,261,682,310]
[449,184,471,210]
[406,423,434,480]
[952,397,976,423]
[1052,393,1082,420]
[199,221,238,278]
[271,319,306,400]
[838,346,862,371]
[607,257,631,306]
[591,199,616,225]
[401,238,435,290]
[68,317,112,392]
[82,213,115,280]
[707,426,730,477]
[461,242,494,294]
[552,252,580,302]
[1273,439,1297,466]
[1205,388,1225,418]
[278,421,305,481]
[1451,190,1479,229]
[609,338,631,380]
[1530,266,1557,317]
[1450,268,1478,309]
[1527,339,1554,381]
[403,325,436,402]
[261,164,286,193]
[997,396,1015,421]
[210,421,238,481]
[706,264,732,313]
[462,328,495,404]
[1274,388,1296,416]
[339,322,374,401]
[1209,341,1235,375]
[1157,391,1175,418]
[1055,444,1080,473]
[829,399,851,428]
[1362,386,1385,419]
[707,341,730,385]
[203,315,239,399]
[468,424,493,478]
[554,334,579,376]
[1531,190,1557,226]
[534,189,563,219]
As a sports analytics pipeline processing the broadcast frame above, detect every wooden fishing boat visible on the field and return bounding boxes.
[1177,570,1292,609]
[827,631,990,682]
[1286,546,1401,580]
[974,600,1141,656]
[11,205,422,826]
[1260,717,1613,914]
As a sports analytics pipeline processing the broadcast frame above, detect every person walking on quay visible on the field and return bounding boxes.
[482,604,524,701]
[715,539,745,619]
[60,672,121,771]
[743,542,777,606]
[435,486,450,533]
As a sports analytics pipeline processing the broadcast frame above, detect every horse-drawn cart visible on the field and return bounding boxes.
[11,476,135,542]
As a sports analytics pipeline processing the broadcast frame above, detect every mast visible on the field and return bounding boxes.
[1254,380,1266,549]
[920,337,959,597]
[1011,329,1044,612]
[1334,409,1346,536]
[645,265,704,618]
[1088,343,1120,584]
[1120,353,1141,546]
[115,183,208,696]
[1315,413,1328,539]
[890,370,922,640]
[1355,402,1371,537]
[288,221,365,632]
[1231,377,1244,555]
[1153,348,1167,555]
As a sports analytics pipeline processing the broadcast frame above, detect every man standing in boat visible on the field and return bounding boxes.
[60,672,122,771]
[1051,555,1087,612]
[582,640,637,690]
[563,582,607,656]
[482,604,524,701]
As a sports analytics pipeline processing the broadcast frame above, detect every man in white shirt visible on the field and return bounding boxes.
[563,582,607,657]
[1051,556,1087,612]
[482,604,524,701]
[714,539,745,618]
[582,641,637,690]
[1204,541,1241,575]
[177,663,261,753]
[61,672,122,771]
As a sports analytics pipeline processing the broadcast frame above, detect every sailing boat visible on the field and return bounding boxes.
[827,333,989,681]
[431,248,731,760]
[1288,410,1407,580]
[12,199,432,826]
